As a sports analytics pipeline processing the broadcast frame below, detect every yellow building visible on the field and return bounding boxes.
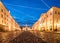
[0,1,21,31]
[32,6,60,32]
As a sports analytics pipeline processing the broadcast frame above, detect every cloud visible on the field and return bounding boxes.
[4,2,48,10]
[41,0,50,8]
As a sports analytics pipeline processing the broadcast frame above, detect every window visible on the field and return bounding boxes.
[5,21,6,24]
[1,9,3,12]
[0,8,3,12]
[7,15,8,17]
[54,11,57,14]
[5,17,6,20]
[4,12,6,15]
[58,12,60,15]
[50,12,52,15]
[1,14,3,18]
[46,15,48,17]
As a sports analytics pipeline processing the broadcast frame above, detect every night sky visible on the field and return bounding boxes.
[1,0,60,27]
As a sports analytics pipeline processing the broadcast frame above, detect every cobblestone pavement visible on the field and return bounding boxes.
[0,31,23,43]
[9,31,46,43]
[30,30,60,43]
[0,30,60,43]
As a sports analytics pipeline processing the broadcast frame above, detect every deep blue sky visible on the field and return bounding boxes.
[1,0,60,26]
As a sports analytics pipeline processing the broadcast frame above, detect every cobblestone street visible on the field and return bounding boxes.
[0,31,60,43]
[9,31,46,43]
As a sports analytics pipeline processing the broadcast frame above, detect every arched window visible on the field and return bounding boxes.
[0,8,3,12]
[1,9,3,12]
[1,14,3,18]
[54,11,57,14]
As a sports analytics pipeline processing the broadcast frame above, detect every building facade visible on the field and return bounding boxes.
[0,1,20,31]
[32,7,60,32]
